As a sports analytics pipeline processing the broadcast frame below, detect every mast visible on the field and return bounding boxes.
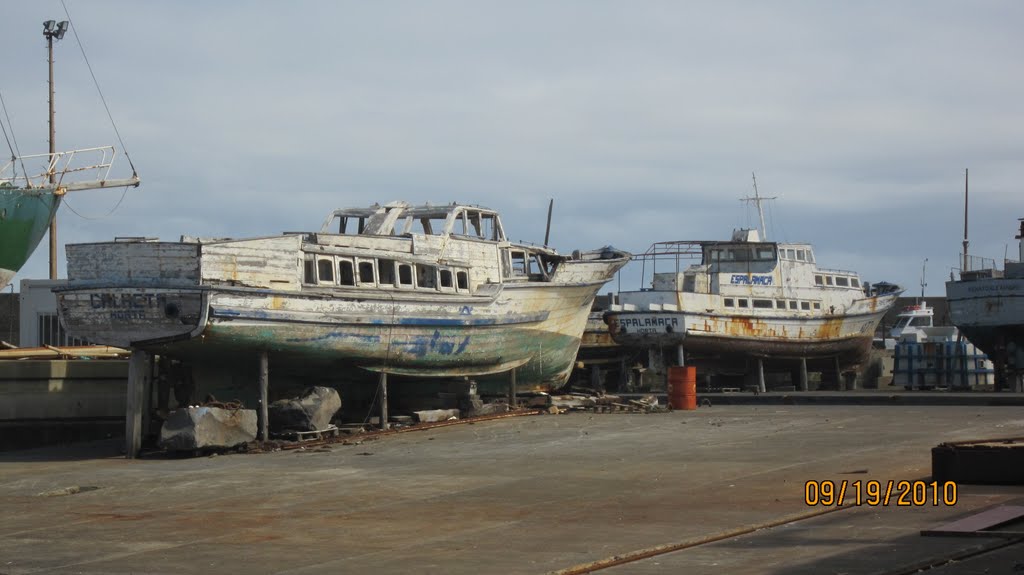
[741,172,776,240]
[962,168,969,271]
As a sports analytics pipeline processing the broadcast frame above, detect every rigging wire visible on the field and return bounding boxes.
[0,90,30,182]
[61,185,131,220]
[60,0,138,177]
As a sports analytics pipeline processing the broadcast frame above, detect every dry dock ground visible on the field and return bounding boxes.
[2,405,1023,575]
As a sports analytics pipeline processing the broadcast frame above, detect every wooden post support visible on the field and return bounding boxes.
[379,371,389,430]
[757,358,767,393]
[508,368,517,409]
[126,349,148,459]
[834,356,842,391]
[799,358,809,392]
[258,350,269,442]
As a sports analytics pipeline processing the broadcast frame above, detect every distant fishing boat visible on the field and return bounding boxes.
[604,185,902,379]
[945,218,1024,390]
[0,148,139,288]
[56,201,630,390]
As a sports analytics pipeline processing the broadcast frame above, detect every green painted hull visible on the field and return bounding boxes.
[0,187,59,288]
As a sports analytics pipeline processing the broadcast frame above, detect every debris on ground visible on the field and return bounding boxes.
[536,392,666,414]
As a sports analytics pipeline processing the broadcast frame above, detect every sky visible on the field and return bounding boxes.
[3,0,1022,296]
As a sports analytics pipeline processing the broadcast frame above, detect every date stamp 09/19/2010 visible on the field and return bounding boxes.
[804,480,958,507]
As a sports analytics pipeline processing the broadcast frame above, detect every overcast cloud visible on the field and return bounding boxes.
[4,1,1022,295]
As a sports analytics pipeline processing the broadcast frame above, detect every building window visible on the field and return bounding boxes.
[37,313,89,347]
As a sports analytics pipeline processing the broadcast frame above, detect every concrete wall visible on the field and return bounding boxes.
[0,360,127,420]
[0,293,18,346]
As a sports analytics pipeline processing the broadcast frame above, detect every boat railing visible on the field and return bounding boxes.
[0,146,138,192]
[816,267,859,276]
[958,254,1000,273]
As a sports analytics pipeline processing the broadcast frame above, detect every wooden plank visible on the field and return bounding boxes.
[922,506,1024,537]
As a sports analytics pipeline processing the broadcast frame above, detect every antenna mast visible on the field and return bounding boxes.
[962,169,969,271]
[741,172,776,240]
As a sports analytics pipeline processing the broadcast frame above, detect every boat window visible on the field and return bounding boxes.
[379,259,396,286]
[398,263,413,287]
[339,259,355,286]
[851,278,860,288]
[815,275,824,286]
[358,260,375,284]
[682,275,696,293]
[439,269,454,289]
[835,277,849,287]
[776,300,786,308]
[786,249,796,260]
[756,247,775,261]
[737,299,749,308]
[317,258,335,283]
[511,251,528,276]
[805,250,814,263]
[825,276,833,286]
[753,299,773,309]
[304,258,316,284]
[813,302,821,310]
[456,271,469,291]
[789,301,798,310]
[416,264,436,289]
[724,298,734,307]
[796,250,806,261]
[910,317,929,327]
[729,248,752,262]
[801,301,810,310]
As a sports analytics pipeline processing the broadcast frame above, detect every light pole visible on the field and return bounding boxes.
[43,19,68,280]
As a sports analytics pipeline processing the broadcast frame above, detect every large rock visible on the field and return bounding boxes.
[159,407,257,451]
[268,386,341,432]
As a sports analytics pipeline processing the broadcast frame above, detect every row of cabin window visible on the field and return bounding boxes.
[724,298,822,311]
[780,248,814,263]
[814,274,860,288]
[305,257,469,292]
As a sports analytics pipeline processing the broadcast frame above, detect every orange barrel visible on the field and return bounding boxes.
[667,366,698,410]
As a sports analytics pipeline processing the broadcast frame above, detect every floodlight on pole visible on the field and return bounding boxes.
[43,19,69,279]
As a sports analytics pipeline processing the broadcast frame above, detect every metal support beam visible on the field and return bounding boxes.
[677,344,685,367]
[799,358,809,392]
[379,372,389,430]
[508,368,517,409]
[834,356,842,391]
[125,349,148,459]
[757,358,766,393]
[258,350,269,442]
